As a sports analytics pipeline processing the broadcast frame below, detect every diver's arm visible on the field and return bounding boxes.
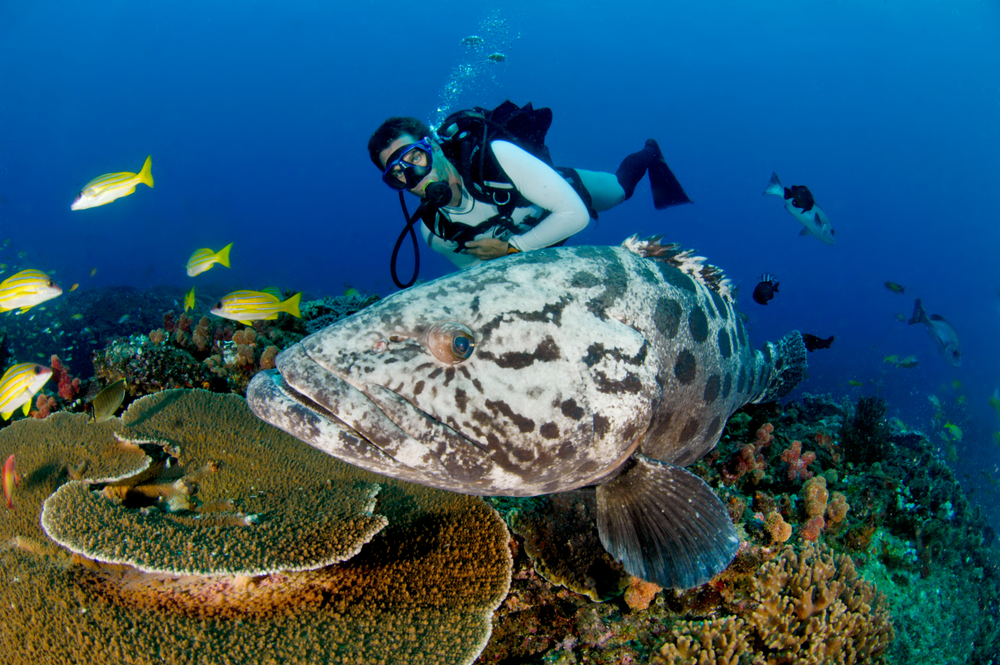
[491,141,590,251]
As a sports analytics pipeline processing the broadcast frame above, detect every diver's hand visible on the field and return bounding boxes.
[464,238,512,260]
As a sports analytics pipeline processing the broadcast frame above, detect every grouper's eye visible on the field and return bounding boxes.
[426,321,476,365]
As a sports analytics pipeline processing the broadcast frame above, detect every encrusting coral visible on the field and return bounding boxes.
[0,389,513,665]
[652,543,895,664]
[507,490,631,602]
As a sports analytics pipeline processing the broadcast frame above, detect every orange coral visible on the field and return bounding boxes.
[259,345,279,370]
[827,491,850,524]
[624,576,662,611]
[764,511,792,544]
[803,476,829,518]
[781,440,817,482]
[801,515,826,541]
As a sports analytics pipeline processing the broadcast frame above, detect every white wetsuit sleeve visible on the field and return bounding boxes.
[491,140,590,251]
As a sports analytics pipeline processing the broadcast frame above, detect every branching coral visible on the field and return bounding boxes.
[652,543,895,664]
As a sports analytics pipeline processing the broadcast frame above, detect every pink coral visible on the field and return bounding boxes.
[780,440,816,482]
[49,355,81,401]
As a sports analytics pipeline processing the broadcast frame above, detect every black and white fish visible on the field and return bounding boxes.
[752,273,779,305]
[763,172,835,245]
[908,299,961,367]
[247,237,808,590]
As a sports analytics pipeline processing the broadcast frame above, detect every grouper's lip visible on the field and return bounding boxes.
[273,343,489,483]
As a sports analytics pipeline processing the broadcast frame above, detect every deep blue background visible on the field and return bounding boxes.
[2,1,999,515]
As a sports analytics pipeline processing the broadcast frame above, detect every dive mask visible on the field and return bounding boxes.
[381,138,434,190]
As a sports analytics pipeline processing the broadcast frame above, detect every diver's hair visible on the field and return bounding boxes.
[368,117,431,169]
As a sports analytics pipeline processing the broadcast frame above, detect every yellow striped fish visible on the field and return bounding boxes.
[0,363,53,420]
[186,243,233,277]
[184,286,196,312]
[211,290,302,325]
[0,269,62,313]
[71,155,154,210]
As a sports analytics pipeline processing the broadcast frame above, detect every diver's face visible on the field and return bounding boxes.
[380,134,434,196]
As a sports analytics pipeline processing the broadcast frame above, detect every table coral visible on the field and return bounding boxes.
[652,543,895,664]
[0,390,513,665]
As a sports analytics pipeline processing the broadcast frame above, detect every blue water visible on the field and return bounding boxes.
[2,1,999,517]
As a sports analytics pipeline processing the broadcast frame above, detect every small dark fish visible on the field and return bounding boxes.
[884,281,906,294]
[802,334,834,352]
[752,273,779,305]
[90,379,126,423]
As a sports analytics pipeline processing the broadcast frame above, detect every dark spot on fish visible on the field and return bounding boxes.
[641,410,673,457]
[787,184,815,212]
[678,417,701,444]
[470,295,481,315]
[737,368,747,393]
[540,422,560,440]
[593,413,610,439]
[674,349,697,385]
[413,380,424,396]
[583,341,648,368]
[710,289,729,320]
[495,336,561,369]
[655,262,696,292]
[703,416,722,445]
[737,317,748,347]
[595,371,643,394]
[472,378,484,394]
[722,373,733,399]
[560,398,584,420]
[454,388,467,413]
[718,329,732,359]
[704,375,721,404]
[585,255,629,316]
[654,298,683,339]
[486,399,534,433]
[688,306,709,343]
[415,362,434,373]
[514,299,569,326]
[570,270,601,288]
[428,368,443,380]
[443,367,456,386]
[457,365,472,380]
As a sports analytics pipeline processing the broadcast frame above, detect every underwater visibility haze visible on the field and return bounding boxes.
[1,1,1000,663]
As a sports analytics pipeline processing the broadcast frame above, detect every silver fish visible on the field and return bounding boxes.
[247,237,807,589]
[908,299,961,367]
[763,172,836,245]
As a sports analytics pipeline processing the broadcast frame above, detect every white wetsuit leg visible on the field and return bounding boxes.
[576,169,626,212]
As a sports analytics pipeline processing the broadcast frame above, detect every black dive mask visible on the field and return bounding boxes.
[381,138,433,190]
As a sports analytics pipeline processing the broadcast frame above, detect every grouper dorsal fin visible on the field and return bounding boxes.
[595,454,740,589]
[622,234,734,300]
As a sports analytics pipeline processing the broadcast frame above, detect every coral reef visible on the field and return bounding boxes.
[40,392,389,576]
[505,490,630,602]
[0,390,512,665]
[652,544,894,664]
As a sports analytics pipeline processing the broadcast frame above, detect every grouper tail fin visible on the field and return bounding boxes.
[596,455,739,590]
[755,330,808,403]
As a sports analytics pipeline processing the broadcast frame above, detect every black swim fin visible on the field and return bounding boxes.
[595,454,739,589]
[644,139,692,209]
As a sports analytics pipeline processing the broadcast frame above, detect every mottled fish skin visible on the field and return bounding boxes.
[248,238,808,588]
[250,240,800,494]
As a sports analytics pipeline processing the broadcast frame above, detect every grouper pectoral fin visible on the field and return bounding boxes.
[595,454,739,590]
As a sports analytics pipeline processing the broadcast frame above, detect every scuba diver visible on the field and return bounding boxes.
[368,101,691,287]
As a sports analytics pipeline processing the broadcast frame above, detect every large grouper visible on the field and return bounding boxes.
[247,236,807,590]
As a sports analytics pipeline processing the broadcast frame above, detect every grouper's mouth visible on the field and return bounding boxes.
[247,344,495,489]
